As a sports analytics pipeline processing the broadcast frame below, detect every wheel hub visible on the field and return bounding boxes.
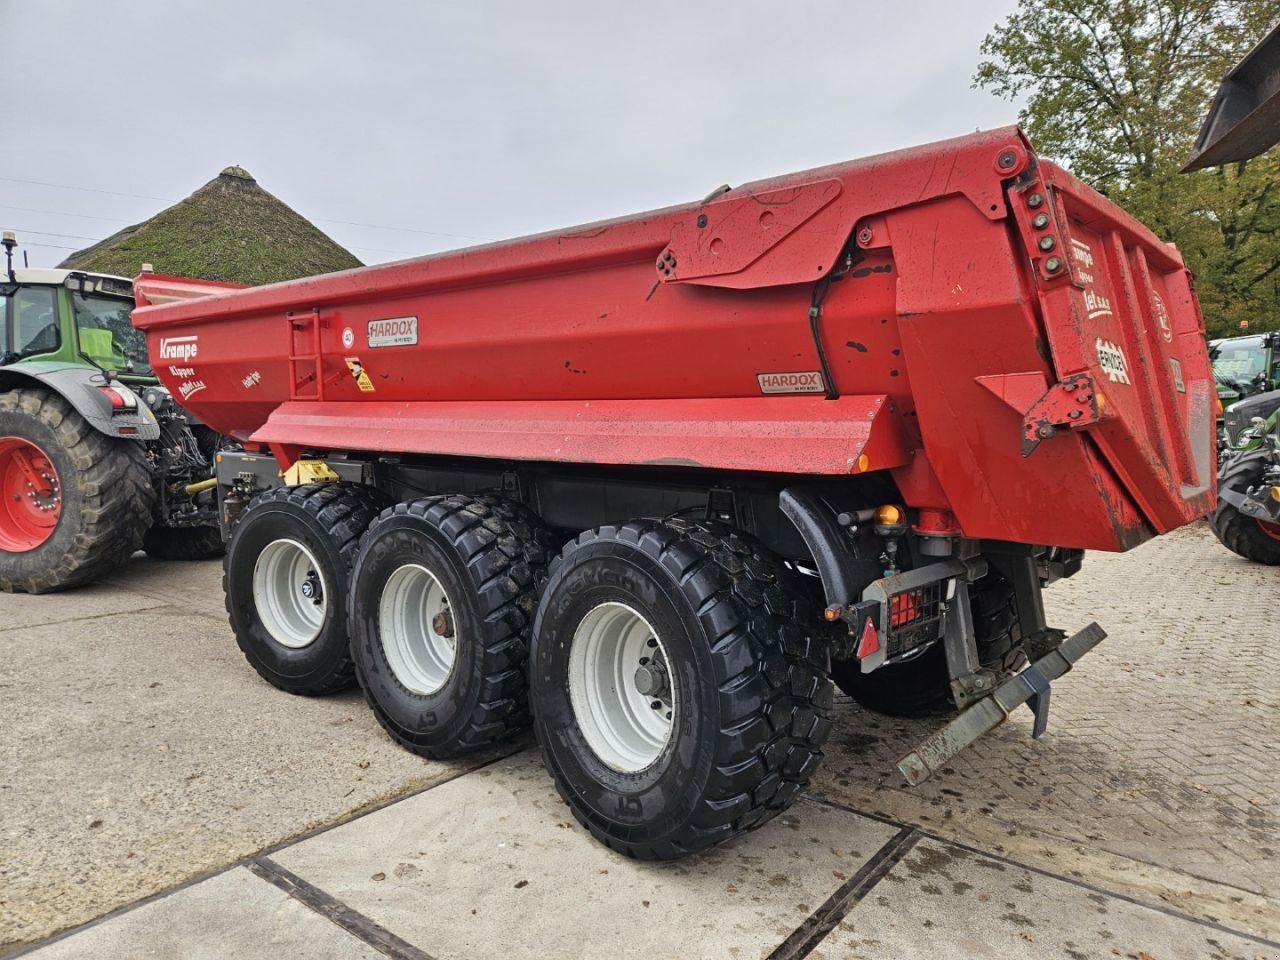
[568,602,677,773]
[431,608,455,638]
[0,437,62,552]
[300,571,323,602]
[634,653,671,702]
[379,563,458,696]
[252,539,328,649]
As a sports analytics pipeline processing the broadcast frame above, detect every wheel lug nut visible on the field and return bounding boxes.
[650,701,662,710]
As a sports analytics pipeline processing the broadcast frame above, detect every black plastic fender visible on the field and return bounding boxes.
[0,361,161,440]
[779,486,880,607]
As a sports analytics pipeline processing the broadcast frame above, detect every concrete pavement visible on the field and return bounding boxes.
[3,524,1279,958]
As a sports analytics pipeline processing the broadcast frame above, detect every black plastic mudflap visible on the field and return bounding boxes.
[896,622,1107,786]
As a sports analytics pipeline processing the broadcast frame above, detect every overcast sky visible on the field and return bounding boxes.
[1,0,1024,270]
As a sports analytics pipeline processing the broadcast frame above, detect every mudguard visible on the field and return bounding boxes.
[0,362,161,440]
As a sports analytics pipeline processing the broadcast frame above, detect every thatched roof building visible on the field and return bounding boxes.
[60,166,361,284]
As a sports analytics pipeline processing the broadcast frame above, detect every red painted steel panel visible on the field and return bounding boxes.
[131,127,1215,552]
[250,396,912,475]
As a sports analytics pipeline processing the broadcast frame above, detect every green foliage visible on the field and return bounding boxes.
[60,169,361,286]
[975,0,1280,336]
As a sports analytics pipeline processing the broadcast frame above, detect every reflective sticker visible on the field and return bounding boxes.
[367,316,417,348]
[344,357,376,392]
[757,371,826,394]
[1170,357,1185,393]
[1095,338,1132,385]
[856,616,881,659]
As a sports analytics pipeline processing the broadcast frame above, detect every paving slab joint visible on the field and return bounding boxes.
[247,857,435,960]
[765,826,920,960]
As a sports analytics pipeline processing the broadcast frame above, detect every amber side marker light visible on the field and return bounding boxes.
[875,504,903,526]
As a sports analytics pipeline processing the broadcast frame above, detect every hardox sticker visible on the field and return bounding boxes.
[757,371,826,395]
[367,316,418,348]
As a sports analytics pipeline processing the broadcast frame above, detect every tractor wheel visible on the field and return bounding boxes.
[530,519,833,861]
[224,483,385,695]
[0,388,154,594]
[348,494,553,758]
[830,571,1023,717]
[143,524,225,561]
[1210,452,1280,565]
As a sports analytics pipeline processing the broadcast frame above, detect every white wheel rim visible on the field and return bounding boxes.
[568,602,676,773]
[252,538,327,649]
[379,563,457,695]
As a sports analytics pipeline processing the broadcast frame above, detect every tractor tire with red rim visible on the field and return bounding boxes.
[0,388,154,594]
[1210,451,1280,565]
[530,519,833,860]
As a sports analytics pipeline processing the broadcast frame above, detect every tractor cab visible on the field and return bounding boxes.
[2,239,154,383]
[1209,332,1278,407]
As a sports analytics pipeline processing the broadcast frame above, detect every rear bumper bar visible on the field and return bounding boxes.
[897,622,1107,785]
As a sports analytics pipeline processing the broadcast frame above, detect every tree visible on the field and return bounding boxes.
[975,0,1280,337]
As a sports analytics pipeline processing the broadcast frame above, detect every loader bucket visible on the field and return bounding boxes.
[1184,22,1280,172]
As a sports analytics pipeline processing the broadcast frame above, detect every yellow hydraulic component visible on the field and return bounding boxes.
[184,478,218,496]
[1270,485,1280,503]
[282,459,341,487]
[167,477,219,497]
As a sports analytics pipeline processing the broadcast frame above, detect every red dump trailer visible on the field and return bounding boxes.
[132,127,1213,860]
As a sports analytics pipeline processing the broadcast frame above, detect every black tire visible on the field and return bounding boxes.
[830,571,1023,717]
[224,483,384,695]
[0,388,154,594]
[143,524,225,561]
[530,519,833,861]
[349,495,553,758]
[1210,451,1280,565]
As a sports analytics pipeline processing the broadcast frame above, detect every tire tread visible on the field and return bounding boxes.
[534,517,833,860]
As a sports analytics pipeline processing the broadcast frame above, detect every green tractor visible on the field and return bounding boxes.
[0,232,222,593]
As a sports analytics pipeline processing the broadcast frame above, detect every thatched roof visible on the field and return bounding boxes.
[60,166,361,283]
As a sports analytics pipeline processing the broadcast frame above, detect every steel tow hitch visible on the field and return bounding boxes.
[896,622,1107,786]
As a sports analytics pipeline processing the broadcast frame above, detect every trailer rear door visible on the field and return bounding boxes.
[1014,162,1216,533]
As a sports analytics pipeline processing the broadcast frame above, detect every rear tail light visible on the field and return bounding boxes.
[889,590,922,628]
[98,386,138,414]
